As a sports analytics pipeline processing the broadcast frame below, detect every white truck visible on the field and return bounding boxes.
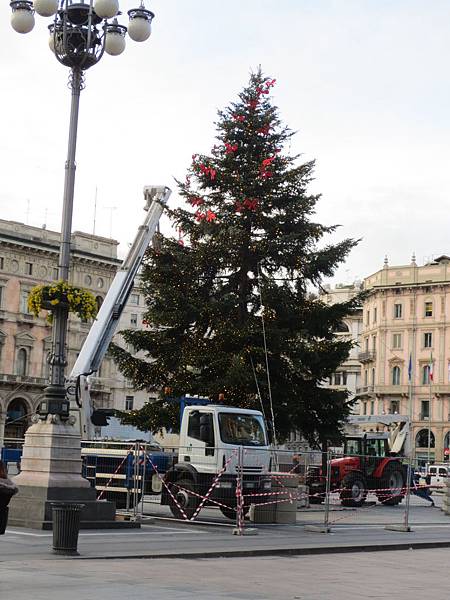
[68,185,271,519]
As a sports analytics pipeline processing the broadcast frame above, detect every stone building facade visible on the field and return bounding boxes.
[320,283,363,411]
[0,219,153,446]
[358,255,450,464]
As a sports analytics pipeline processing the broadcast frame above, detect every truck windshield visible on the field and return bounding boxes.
[219,413,266,446]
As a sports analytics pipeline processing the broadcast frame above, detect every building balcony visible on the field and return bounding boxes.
[0,374,47,386]
[373,384,409,396]
[358,351,376,363]
[356,385,374,395]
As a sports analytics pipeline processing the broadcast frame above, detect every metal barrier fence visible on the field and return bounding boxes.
[3,438,450,535]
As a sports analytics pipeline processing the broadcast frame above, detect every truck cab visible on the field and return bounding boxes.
[162,405,271,519]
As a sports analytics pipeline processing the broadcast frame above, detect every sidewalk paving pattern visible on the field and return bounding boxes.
[1,494,450,562]
[2,549,450,600]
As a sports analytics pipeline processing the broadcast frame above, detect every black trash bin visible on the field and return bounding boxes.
[51,503,85,556]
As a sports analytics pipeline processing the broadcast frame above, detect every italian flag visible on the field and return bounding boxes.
[430,352,434,382]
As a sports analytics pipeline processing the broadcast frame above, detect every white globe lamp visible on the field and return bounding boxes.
[33,0,58,17]
[94,0,119,19]
[10,0,35,34]
[105,20,127,56]
[127,5,154,42]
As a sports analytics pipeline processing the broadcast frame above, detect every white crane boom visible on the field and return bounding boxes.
[348,414,410,456]
[68,185,171,438]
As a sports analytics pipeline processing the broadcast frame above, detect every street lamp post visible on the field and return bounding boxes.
[8,0,155,529]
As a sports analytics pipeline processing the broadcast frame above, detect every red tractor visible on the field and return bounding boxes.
[307,432,407,507]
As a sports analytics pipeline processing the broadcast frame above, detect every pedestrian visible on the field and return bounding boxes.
[0,460,18,534]
[411,470,435,507]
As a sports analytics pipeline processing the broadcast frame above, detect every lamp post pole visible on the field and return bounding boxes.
[8,0,155,529]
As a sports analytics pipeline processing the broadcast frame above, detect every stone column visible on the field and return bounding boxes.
[0,413,5,449]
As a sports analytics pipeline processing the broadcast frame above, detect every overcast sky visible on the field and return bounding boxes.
[1,0,449,285]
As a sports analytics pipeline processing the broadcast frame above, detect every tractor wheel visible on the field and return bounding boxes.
[377,463,405,506]
[168,477,200,519]
[340,473,368,507]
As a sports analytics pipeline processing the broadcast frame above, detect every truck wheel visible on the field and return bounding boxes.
[377,464,405,505]
[168,477,200,519]
[340,473,367,507]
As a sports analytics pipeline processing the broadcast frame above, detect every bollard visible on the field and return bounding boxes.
[51,503,85,556]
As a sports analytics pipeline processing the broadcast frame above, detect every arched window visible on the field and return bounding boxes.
[416,429,435,448]
[334,321,349,333]
[444,431,450,452]
[5,398,29,441]
[423,365,431,385]
[95,296,104,311]
[392,366,401,385]
[16,348,28,377]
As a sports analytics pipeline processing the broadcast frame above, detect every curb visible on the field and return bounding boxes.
[71,540,450,561]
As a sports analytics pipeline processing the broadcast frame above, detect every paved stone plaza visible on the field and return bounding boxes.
[1,548,449,600]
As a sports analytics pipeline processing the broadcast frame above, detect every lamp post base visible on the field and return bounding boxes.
[8,414,118,530]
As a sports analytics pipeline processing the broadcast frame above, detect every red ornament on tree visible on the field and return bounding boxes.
[233,114,245,122]
[257,124,271,135]
[225,142,238,155]
[189,196,204,207]
[206,210,216,222]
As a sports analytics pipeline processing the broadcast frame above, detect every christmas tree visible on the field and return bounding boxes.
[111,70,360,447]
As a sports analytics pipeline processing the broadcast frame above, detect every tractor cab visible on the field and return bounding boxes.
[344,433,390,458]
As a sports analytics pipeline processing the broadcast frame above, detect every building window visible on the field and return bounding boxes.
[365,338,369,352]
[373,307,377,323]
[394,303,402,319]
[125,396,134,411]
[416,428,434,446]
[52,268,59,280]
[362,402,367,415]
[392,366,401,385]
[16,348,28,377]
[372,335,376,352]
[25,262,33,275]
[424,332,432,348]
[424,301,433,317]
[371,368,375,384]
[392,333,402,349]
[0,286,4,309]
[420,401,430,421]
[19,290,30,313]
[342,371,347,385]
[422,365,431,385]
[364,370,368,386]
[96,296,104,312]
[130,293,140,305]
[0,257,4,270]
[130,313,138,327]
[366,310,370,326]
[334,372,341,385]
[390,400,400,414]
[370,401,374,415]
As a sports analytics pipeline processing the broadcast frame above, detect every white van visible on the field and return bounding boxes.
[427,464,450,491]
